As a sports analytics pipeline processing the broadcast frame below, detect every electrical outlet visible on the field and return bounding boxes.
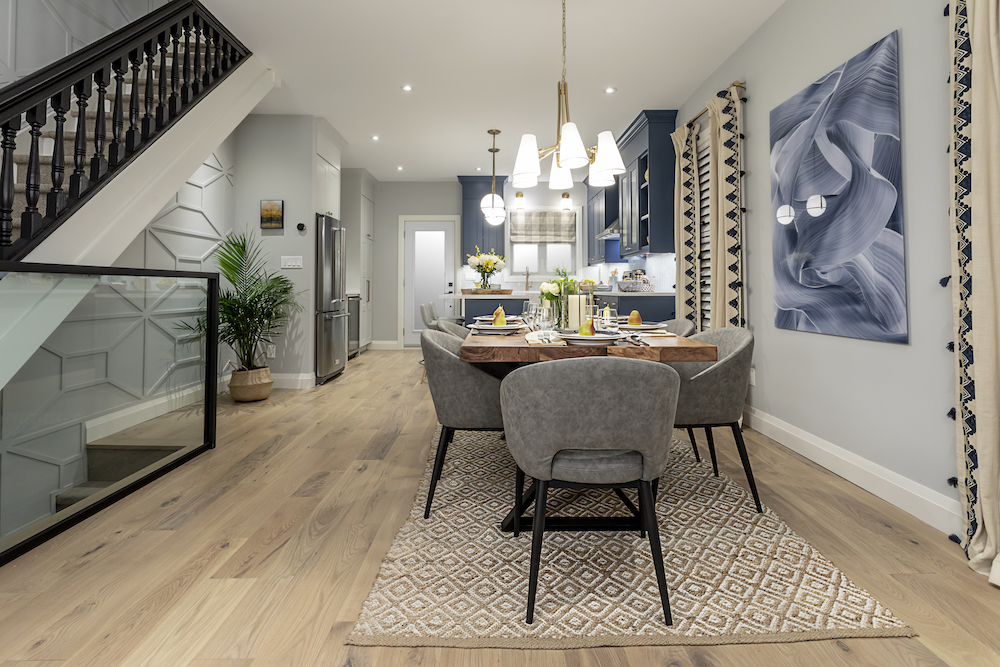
[749,367,756,386]
[280,256,303,269]
[267,343,276,359]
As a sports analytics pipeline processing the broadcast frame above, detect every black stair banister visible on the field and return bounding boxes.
[46,89,71,218]
[109,61,126,169]
[21,102,46,237]
[141,41,155,140]
[91,66,110,181]
[0,118,19,246]
[68,78,90,199]
[0,0,251,261]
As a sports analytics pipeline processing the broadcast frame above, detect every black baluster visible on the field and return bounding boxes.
[156,33,168,129]
[141,41,156,139]
[109,60,126,169]
[21,102,47,238]
[201,21,212,89]
[125,49,142,152]
[191,16,202,96]
[181,18,192,104]
[212,30,222,80]
[0,116,22,249]
[46,89,71,218]
[169,24,181,117]
[90,65,110,182]
[222,40,231,73]
[69,79,91,199]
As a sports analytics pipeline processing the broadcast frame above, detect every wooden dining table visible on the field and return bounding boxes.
[459,332,718,364]
[460,329,717,533]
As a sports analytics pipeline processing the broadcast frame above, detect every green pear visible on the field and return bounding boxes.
[628,310,642,325]
[579,319,595,336]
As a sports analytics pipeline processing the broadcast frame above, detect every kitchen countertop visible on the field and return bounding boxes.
[441,290,676,299]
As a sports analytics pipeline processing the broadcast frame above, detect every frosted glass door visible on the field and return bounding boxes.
[403,220,455,346]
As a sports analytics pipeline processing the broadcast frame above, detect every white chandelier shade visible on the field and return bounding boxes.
[513,134,541,187]
[588,160,615,187]
[548,154,574,190]
[557,122,589,169]
[592,131,626,175]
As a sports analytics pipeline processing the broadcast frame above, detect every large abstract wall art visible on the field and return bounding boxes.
[770,31,906,344]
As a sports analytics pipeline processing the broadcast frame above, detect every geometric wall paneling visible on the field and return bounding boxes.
[106,323,144,399]
[1,347,62,440]
[0,0,13,85]
[62,351,109,390]
[149,225,224,261]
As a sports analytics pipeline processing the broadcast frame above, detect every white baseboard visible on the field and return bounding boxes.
[743,406,961,536]
[270,373,316,389]
[370,340,403,350]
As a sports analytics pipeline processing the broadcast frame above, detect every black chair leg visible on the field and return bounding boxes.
[686,427,701,462]
[704,427,719,477]
[514,466,524,537]
[652,477,659,502]
[639,480,672,626]
[526,480,548,624]
[731,423,763,513]
[638,484,646,539]
[424,427,453,518]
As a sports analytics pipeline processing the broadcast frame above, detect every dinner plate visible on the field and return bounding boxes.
[560,333,623,346]
[619,323,664,332]
[473,315,523,322]
[469,323,525,333]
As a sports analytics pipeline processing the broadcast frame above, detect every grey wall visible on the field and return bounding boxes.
[0,0,169,88]
[233,115,316,377]
[677,0,953,496]
[372,181,462,342]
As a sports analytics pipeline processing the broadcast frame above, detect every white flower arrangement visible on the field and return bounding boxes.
[467,247,505,289]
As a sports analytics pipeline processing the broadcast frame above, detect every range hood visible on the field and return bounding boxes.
[595,219,620,240]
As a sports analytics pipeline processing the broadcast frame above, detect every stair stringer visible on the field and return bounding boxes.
[24,54,277,266]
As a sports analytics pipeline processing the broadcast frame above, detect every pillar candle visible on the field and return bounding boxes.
[567,295,581,329]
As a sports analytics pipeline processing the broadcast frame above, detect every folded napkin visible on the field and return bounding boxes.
[525,331,567,346]
[639,330,677,337]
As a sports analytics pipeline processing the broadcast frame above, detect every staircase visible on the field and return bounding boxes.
[55,442,185,511]
[0,0,251,261]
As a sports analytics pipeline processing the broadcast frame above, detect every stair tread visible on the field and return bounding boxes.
[55,481,113,508]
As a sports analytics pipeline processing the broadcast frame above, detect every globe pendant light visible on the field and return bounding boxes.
[513,0,625,189]
[480,129,506,226]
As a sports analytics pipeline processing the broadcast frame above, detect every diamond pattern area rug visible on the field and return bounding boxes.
[347,429,913,649]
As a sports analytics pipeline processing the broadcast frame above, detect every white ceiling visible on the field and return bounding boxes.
[202,0,786,183]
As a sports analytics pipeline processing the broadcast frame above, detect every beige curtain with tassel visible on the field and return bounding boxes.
[671,123,703,330]
[706,87,746,329]
[952,0,1000,584]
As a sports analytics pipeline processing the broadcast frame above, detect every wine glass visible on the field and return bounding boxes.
[522,303,538,330]
[535,305,553,335]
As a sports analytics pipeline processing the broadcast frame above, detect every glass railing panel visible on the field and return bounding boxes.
[0,264,218,560]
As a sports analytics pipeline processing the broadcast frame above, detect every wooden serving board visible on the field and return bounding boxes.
[460,288,514,294]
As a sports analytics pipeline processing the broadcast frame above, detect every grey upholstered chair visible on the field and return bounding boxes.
[501,357,681,626]
[419,303,439,331]
[668,327,761,513]
[437,319,471,339]
[428,302,464,327]
[420,329,504,518]
[662,318,696,337]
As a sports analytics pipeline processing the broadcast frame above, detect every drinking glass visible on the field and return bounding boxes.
[602,308,619,333]
[522,303,538,330]
[535,305,553,334]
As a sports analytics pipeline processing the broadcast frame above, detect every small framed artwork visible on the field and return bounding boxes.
[260,200,284,229]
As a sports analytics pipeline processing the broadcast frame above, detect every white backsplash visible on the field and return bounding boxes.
[583,253,676,292]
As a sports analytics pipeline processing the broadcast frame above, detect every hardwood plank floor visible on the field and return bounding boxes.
[0,349,997,666]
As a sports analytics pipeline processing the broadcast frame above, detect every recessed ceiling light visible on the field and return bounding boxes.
[476,167,482,171]
[371,135,380,141]
[397,166,404,171]
[401,84,412,92]
[604,87,617,94]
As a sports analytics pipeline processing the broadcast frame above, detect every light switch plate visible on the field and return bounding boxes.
[267,344,276,359]
[749,367,756,386]
[280,256,303,269]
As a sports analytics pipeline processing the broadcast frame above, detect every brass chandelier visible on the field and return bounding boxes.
[512,0,625,189]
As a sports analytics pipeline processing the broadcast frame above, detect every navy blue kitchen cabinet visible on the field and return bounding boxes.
[459,175,508,263]
[594,294,676,323]
[616,111,677,257]
[586,176,623,265]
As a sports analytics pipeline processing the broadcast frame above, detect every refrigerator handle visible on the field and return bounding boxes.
[366,280,370,302]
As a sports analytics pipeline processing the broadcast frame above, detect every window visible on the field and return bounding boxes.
[507,210,579,275]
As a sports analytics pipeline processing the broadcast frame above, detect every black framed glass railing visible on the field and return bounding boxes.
[0,261,218,565]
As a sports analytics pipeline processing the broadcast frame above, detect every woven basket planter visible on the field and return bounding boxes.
[229,367,274,402]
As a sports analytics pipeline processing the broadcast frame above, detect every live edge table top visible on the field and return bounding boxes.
[459,334,718,364]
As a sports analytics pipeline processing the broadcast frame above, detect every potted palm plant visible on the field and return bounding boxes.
[189,232,302,402]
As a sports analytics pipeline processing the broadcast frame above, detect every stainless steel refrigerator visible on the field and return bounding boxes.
[316,213,348,383]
